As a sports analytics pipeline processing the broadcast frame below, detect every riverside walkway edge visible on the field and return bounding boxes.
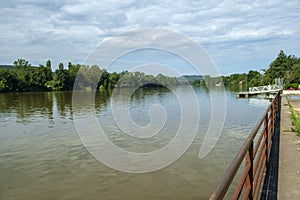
[277,96,300,199]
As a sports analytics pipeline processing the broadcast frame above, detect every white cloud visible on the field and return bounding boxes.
[0,0,299,74]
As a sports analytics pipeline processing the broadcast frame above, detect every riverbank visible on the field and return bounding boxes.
[278,96,300,199]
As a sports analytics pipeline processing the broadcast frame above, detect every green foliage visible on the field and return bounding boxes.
[13,59,33,91]
[68,62,80,89]
[189,79,206,86]
[0,69,18,92]
[75,65,102,90]
[33,64,52,88]
[222,51,300,90]
[291,61,300,83]
[98,69,110,89]
[222,73,248,91]
[284,83,299,90]
[109,72,120,88]
[263,50,299,85]
[109,71,178,88]
[51,63,70,90]
[5,59,54,91]
[2,51,300,93]
[247,70,263,87]
[287,97,300,136]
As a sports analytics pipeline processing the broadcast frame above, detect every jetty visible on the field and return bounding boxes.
[237,85,283,98]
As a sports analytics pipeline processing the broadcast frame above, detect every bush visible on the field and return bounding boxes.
[284,83,299,90]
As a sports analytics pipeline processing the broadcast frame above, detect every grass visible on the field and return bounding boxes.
[286,97,300,136]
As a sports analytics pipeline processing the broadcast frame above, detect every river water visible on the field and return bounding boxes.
[0,87,270,199]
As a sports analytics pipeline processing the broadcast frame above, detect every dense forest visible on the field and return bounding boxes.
[0,50,299,92]
[0,59,180,92]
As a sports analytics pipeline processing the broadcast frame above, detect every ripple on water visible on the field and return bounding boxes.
[0,90,271,199]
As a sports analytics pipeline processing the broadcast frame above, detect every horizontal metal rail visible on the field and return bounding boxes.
[249,85,282,94]
[209,92,280,200]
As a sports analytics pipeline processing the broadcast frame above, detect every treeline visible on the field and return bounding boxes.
[175,50,300,91]
[0,59,179,92]
[221,50,300,90]
[1,50,299,92]
[73,66,179,91]
[0,59,79,92]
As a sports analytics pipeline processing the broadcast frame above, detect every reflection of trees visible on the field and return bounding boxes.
[130,87,172,103]
[0,92,53,124]
[117,72,179,88]
[0,88,176,124]
[95,90,111,111]
[51,91,111,119]
[0,91,112,124]
[54,91,72,118]
[54,91,111,118]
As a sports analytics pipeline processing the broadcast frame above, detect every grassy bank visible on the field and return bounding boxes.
[287,97,300,136]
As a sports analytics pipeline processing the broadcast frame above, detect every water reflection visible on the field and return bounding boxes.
[0,87,187,125]
[0,88,270,200]
[0,90,113,124]
[249,98,271,108]
[0,92,54,124]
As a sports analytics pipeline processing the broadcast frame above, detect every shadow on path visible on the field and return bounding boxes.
[260,97,281,200]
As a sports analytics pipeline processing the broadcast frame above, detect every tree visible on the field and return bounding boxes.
[291,61,300,84]
[88,65,102,89]
[263,50,297,84]
[45,60,53,81]
[98,69,110,89]
[30,60,53,90]
[67,62,80,89]
[52,63,71,90]
[109,72,120,88]
[13,58,33,91]
[247,70,263,87]
[0,69,18,92]
[141,74,156,86]
[32,64,52,89]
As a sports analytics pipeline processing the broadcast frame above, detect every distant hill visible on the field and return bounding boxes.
[0,65,40,70]
[177,75,203,81]
[0,65,13,70]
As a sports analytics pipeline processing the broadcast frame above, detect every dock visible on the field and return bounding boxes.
[237,91,259,98]
[237,84,282,98]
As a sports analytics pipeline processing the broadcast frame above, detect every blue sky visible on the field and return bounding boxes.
[0,0,299,75]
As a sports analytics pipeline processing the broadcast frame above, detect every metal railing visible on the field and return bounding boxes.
[249,85,282,94]
[210,92,281,200]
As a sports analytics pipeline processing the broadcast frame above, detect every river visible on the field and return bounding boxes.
[0,87,270,199]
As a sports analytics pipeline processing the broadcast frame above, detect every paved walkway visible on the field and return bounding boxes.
[278,96,300,199]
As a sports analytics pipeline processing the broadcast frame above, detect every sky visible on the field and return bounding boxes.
[0,0,299,75]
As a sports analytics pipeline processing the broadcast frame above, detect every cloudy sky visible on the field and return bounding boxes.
[0,0,299,75]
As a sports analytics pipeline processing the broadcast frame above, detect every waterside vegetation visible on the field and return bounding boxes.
[0,50,299,92]
[287,97,300,136]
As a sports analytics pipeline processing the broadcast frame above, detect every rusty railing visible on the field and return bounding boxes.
[210,92,281,200]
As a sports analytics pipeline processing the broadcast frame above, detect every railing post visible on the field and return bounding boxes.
[264,114,268,164]
[245,141,254,200]
[273,95,278,129]
[275,94,279,120]
[270,104,273,138]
